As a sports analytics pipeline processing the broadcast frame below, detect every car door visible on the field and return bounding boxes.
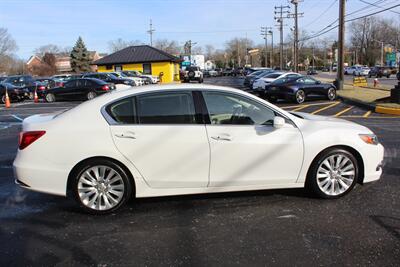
[56,80,77,99]
[108,91,210,188]
[303,77,321,94]
[202,91,303,187]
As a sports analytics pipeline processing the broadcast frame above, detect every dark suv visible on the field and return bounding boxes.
[368,66,392,78]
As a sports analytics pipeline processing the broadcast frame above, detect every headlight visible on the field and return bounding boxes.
[359,134,379,145]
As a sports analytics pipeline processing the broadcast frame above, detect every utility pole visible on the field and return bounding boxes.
[336,0,345,90]
[380,41,384,66]
[261,27,269,67]
[274,5,290,70]
[269,30,274,68]
[147,19,155,46]
[288,1,303,73]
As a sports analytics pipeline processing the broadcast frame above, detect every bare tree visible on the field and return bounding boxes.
[0,28,17,57]
[34,44,62,57]
[108,38,144,53]
[204,45,215,60]
[154,39,181,55]
[225,37,254,67]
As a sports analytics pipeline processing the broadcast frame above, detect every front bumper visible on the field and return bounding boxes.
[362,143,384,183]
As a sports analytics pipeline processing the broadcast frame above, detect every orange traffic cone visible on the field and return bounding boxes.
[34,90,39,103]
[5,90,11,108]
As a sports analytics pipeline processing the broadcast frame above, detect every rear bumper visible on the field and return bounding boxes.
[13,153,68,196]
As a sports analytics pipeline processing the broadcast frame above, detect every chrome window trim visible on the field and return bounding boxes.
[100,88,298,128]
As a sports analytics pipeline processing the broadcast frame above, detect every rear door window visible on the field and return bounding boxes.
[136,92,196,124]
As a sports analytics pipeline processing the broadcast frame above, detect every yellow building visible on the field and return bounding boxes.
[93,45,181,83]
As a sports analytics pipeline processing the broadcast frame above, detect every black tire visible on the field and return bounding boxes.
[198,78,203,83]
[87,91,97,100]
[71,159,133,214]
[188,71,195,78]
[327,87,336,101]
[294,89,306,104]
[306,148,358,199]
[45,93,56,103]
[387,74,390,78]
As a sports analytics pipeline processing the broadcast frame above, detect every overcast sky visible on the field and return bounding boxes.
[1,0,399,59]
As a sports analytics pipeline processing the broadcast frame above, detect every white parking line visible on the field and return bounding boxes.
[11,115,23,121]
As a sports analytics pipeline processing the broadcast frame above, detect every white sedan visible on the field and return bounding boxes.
[252,72,301,90]
[14,84,384,214]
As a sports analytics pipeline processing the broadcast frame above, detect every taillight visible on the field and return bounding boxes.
[39,86,46,90]
[102,85,110,91]
[19,131,46,150]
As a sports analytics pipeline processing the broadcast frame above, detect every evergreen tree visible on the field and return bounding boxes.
[70,37,91,73]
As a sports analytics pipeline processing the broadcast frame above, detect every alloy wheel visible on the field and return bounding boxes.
[87,91,96,100]
[77,165,125,211]
[46,93,55,103]
[316,154,355,196]
[295,90,305,104]
[327,88,336,101]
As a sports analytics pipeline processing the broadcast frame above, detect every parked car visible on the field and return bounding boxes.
[83,73,135,86]
[122,70,159,84]
[307,68,318,75]
[44,78,116,102]
[368,66,392,78]
[120,71,152,84]
[3,75,45,99]
[14,84,384,214]
[208,70,219,77]
[0,83,26,104]
[252,72,301,90]
[243,69,273,88]
[256,75,337,104]
[108,72,144,86]
[35,77,57,89]
[181,66,203,83]
[345,66,357,75]
[354,66,370,76]
[222,68,234,76]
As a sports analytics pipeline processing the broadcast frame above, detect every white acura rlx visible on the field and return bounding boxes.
[14,84,384,214]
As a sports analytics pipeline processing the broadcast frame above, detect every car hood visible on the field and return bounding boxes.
[291,111,373,133]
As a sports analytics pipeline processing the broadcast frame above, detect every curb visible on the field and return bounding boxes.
[337,95,375,111]
[338,95,400,115]
[375,106,400,115]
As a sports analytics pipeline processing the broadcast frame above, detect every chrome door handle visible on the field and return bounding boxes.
[114,132,136,139]
[211,135,232,141]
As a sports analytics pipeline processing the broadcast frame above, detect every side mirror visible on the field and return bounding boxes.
[316,80,321,84]
[273,116,285,129]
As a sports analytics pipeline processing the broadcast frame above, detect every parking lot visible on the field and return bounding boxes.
[1,77,400,265]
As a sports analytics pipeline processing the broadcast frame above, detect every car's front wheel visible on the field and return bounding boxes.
[72,159,133,214]
[327,87,336,101]
[307,148,358,198]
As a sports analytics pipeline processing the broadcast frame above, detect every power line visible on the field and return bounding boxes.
[358,0,400,15]
[303,0,337,28]
[300,2,400,42]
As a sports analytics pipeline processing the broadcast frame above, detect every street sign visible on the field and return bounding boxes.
[182,61,191,66]
[353,76,367,87]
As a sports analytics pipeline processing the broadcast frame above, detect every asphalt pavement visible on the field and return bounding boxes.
[1,79,400,266]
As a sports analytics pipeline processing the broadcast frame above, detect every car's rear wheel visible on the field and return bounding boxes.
[387,74,390,78]
[87,91,97,100]
[198,78,203,83]
[72,159,133,214]
[295,90,306,104]
[45,93,56,103]
[307,148,358,198]
[327,87,336,101]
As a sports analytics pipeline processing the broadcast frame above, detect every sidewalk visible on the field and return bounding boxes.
[317,77,400,115]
